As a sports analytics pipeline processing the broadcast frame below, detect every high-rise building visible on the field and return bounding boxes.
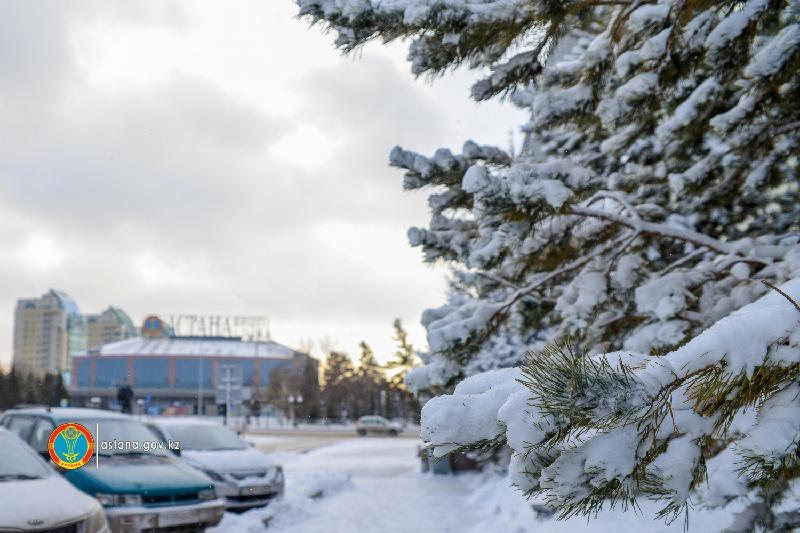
[13,289,86,376]
[85,306,137,350]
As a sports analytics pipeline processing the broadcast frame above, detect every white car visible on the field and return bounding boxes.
[147,419,284,512]
[0,427,109,532]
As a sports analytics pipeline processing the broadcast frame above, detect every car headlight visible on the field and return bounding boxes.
[198,488,216,501]
[96,493,142,507]
[84,504,109,533]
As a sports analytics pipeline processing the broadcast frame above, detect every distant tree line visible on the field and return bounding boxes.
[318,320,420,422]
[257,319,421,423]
[0,368,69,410]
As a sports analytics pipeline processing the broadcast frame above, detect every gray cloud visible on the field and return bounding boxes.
[0,1,522,362]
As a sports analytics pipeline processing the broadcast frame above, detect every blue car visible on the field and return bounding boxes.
[1,407,225,532]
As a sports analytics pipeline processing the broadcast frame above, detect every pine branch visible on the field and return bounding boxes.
[658,247,709,276]
[570,206,741,256]
[761,279,800,313]
[490,233,631,323]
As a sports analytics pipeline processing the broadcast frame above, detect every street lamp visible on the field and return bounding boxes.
[287,394,303,427]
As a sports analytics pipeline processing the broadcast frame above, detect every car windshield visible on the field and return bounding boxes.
[0,432,51,480]
[164,424,247,451]
[75,418,170,456]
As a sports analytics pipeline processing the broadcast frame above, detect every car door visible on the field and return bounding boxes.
[363,418,375,433]
[376,418,388,434]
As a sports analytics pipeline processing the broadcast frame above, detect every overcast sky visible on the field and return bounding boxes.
[0,0,525,366]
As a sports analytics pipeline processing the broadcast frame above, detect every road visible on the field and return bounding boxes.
[245,428,417,454]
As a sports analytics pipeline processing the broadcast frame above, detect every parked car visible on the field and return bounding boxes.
[355,415,403,436]
[1,407,225,532]
[147,418,284,512]
[0,426,109,532]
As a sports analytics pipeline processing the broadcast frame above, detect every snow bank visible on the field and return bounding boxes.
[210,467,352,532]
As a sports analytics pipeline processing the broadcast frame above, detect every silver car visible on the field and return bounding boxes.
[148,419,284,512]
[355,416,403,436]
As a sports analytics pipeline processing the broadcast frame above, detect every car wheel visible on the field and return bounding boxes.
[357,429,367,436]
[388,429,398,437]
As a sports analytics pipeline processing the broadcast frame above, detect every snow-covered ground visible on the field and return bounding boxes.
[210,436,740,532]
[210,437,485,532]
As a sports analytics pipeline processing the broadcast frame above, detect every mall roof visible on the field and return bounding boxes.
[83,336,300,359]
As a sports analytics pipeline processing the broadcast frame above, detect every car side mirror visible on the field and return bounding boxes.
[171,447,181,457]
[39,450,51,462]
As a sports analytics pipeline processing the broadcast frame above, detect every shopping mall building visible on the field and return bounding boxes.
[69,315,314,414]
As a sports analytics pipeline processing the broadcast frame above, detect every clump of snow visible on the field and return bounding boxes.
[423,298,504,355]
[533,83,592,123]
[421,368,523,457]
[462,164,490,193]
[611,255,643,289]
[744,24,800,79]
[656,277,800,378]
[648,436,701,504]
[635,271,698,320]
[404,354,461,392]
[626,4,671,34]
[616,29,670,77]
[623,320,688,352]
[656,78,722,142]
[736,383,800,469]
[556,270,608,325]
[704,0,770,60]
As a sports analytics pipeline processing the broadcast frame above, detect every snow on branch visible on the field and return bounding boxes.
[569,205,738,255]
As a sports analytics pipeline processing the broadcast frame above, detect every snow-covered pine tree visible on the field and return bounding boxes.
[297,0,800,528]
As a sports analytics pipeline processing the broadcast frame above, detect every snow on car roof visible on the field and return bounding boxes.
[148,417,221,427]
[5,407,131,421]
[85,336,299,359]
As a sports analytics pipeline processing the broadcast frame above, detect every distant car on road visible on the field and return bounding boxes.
[0,426,110,532]
[1,407,225,532]
[147,418,284,512]
[356,416,403,436]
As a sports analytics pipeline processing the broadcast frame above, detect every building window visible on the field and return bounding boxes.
[133,358,169,388]
[75,359,91,387]
[218,359,256,386]
[260,359,293,386]
[94,358,128,387]
[174,358,213,389]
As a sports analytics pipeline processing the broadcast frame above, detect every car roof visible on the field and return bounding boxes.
[148,417,221,428]
[3,407,131,422]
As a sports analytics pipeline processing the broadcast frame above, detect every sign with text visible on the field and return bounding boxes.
[168,315,270,340]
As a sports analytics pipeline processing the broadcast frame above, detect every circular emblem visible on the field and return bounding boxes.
[48,423,94,469]
[142,315,166,338]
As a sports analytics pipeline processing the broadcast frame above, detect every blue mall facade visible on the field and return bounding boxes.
[69,315,313,414]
